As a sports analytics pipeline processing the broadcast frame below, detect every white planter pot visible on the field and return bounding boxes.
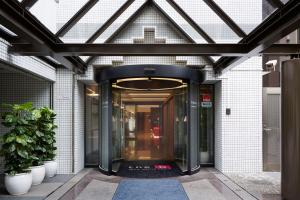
[5,172,32,195]
[200,152,210,163]
[44,160,57,178]
[30,165,45,185]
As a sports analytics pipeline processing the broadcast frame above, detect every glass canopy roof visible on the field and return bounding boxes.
[0,0,295,69]
[3,0,282,44]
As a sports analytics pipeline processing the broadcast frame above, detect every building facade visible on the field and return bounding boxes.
[0,0,267,175]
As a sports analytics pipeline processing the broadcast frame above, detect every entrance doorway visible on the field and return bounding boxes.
[94,65,209,175]
[123,103,164,161]
[111,78,188,172]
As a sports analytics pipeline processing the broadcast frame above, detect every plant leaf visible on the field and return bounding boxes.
[16,135,27,146]
[17,150,28,158]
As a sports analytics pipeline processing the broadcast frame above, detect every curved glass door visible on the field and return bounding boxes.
[112,88,123,172]
[97,77,204,174]
[99,81,111,172]
[174,87,188,172]
[189,82,200,172]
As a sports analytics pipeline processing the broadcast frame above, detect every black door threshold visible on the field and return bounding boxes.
[115,160,183,178]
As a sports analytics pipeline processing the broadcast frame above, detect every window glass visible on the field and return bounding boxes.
[214,0,276,34]
[61,0,127,43]
[200,85,214,164]
[174,0,241,43]
[174,88,188,171]
[56,0,89,33]
[85,85,99,166]
[29,0,59,33]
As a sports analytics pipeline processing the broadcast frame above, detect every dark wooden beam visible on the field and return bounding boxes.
[262,44,300,55]
[56,0,99,37]
[21,0,38,9]
[266,0,284,8]
[9,43,250,56]
[0,0,87,73]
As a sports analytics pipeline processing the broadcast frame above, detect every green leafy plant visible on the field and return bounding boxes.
[29,108,45,166]
[37,107,57,161]
[0,103,35,175]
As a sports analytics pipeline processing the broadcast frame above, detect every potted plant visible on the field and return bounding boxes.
[0,103,34,195]
[28,108,46,185]
[38,107,57,178]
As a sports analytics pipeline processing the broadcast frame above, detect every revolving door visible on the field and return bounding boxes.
[97,65,203,175]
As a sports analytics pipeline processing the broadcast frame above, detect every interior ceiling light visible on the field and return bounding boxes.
[127,93,171,96]
[86,88,99,96]
[113,77,186,91]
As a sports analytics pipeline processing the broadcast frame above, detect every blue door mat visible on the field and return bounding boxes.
[112,179,189,200]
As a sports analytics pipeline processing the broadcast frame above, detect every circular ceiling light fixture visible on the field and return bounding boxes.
[112,77,187,91]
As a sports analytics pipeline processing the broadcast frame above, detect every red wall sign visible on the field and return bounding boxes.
[202,94,211,102]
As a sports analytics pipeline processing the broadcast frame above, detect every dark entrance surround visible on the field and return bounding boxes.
[96,65,204,175]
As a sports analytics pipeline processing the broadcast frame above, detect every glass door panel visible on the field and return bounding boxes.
[99,81,110,171]
[174,87,188,171]
[112,89,122,172]
[190,82,200,171]
[85,86,99,165]
[199,85,214,164]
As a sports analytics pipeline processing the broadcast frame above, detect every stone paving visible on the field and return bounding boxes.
[0,168,282,200]
[225,172,281,200]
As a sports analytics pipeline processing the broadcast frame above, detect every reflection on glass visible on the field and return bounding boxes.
[174,88,188,171]
[111,84,189,172]
[200,85,214,164]
[112,89,122,172]
[190,83,200,170]
[123,104,165,161]
[99,82,110,171]
[85,86,99,165]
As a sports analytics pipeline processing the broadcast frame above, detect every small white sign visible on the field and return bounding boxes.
[201,102,212,108]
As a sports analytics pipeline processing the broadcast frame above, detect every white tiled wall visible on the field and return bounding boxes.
[54,68,85,174]
[74,81,85,173]
[0,39,56,81]
[0,71,52,173]
[214,57,263,173]
[54,69,73,174]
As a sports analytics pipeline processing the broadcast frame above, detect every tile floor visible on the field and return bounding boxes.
[0,168,281,200]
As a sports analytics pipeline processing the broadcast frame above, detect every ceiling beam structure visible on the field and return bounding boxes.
[214,0,300,74]
[266,0,284,8]
[9,43,300,56]
[86,0,135,43]
[166,0,215,44]
[0,29,62,68]
[20,0,38,9]
[85,0,148,66]
[152,0,214,65]
[263,44,300,55]
[2,0,299,75]
[55,0,99,37]
[9,43,249,56]
[84,0,136,65]
[203,0,246,38]
[0,0,87,73]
